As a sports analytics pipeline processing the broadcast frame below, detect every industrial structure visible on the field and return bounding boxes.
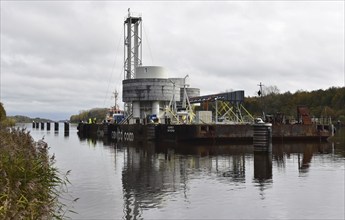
[122,9,200,124]
[121,9,254,125]
[77,9,333,144]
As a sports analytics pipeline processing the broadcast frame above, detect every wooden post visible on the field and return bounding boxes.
[64,122,69,137]
[54,122,59,132]
[64,122,69,133]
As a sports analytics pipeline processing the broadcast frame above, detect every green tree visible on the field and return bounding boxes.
[70,108,108,123]
[0,102,6,121]
[0,103,15,127]
[243,86,345,122]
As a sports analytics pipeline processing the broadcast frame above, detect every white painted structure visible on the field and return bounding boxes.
[136,66,168,79]
[122,10,200,124]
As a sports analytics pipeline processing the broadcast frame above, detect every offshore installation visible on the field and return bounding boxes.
[77,10,333,144]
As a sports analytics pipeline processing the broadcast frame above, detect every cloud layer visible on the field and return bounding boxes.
[1,1,344,120]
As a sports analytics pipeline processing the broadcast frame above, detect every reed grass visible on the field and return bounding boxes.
[0,127,74,219]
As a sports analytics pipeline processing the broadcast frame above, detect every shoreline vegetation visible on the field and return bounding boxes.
[7,115,52,124]
[69,86,345,124]
[0,103,76,219]
[4,87,344,124]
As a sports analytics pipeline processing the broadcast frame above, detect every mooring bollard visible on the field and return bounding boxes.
[54,122,59,132]
[47,122,51,131]
[41,122,45,130]
[253,118,272,151]
[32,122,35,129]
[36,122,39,129]
[64,122,69,133]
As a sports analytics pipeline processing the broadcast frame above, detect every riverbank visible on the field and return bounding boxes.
[0,127,71,219]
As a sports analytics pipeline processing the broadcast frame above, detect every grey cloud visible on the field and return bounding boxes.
[1,1,343,120]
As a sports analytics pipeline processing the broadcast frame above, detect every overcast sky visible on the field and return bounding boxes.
[1,1,344,120]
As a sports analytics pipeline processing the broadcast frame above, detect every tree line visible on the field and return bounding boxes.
[70,108,108,123]
[243,86,345,122]
[69,86,345,124]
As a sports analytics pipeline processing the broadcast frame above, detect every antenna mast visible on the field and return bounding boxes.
[258,82,265,120]
[257,82,264,97]
[112,90,119,110]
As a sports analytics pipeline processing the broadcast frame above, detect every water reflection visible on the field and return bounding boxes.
[272,142,335,175]
[253,150,272,200]
[254,151,272,181]
[76,131,343,219]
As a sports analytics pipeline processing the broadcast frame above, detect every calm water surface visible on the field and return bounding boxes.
[22,123,344,219]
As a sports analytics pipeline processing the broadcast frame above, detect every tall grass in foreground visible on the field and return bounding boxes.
[0,128,75,219]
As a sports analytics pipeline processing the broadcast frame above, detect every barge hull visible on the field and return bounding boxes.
[77,123,331,143]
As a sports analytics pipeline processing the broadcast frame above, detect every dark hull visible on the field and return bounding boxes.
[77,123,332,143]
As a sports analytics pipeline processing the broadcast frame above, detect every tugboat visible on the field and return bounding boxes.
[105,90,125,124]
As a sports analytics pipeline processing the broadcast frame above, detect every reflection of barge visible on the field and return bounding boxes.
[114,139,333,219]
[77,9,333,143]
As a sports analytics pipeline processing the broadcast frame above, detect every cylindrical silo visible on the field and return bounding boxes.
[133,102,140,118]
[152,101,160,115]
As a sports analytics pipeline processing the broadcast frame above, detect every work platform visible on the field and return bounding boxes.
[77,123,332,144]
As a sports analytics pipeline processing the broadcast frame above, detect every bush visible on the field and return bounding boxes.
[0,128,74,219]
[0,103,15,127]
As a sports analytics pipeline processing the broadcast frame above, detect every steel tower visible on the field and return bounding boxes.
[123,9,142,116]
[124,8,142,80]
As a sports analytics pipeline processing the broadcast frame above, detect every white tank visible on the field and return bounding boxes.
[135,66,168,79]
[133,102,140,118]
[152,101,160,116]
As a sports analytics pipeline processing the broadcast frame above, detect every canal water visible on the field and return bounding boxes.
[21,123,344,219]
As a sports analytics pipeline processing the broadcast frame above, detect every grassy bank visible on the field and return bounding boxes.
[0,127,72,219]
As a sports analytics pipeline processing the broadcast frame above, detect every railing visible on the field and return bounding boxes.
[119,113,133,125]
